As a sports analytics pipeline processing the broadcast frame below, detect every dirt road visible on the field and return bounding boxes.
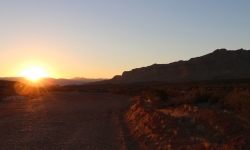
[0,92,137,150]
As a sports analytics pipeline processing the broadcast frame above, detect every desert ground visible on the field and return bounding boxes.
[1,80,250,150]
[0,92,138,150]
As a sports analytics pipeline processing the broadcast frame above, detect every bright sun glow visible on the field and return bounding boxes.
[20,66,48,81]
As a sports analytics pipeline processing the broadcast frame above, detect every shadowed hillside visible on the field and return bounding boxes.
[103,49,250,84]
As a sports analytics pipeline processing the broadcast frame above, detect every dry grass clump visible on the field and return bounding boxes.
[174,88,250,121]
[176,88,217,105]
[177,89,207,104]
[140,87,250,121]
[224,89,250,119]
[143,89,168,101]
[142,89,169,108]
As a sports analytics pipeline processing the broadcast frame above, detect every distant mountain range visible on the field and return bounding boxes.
[0,77,106,86]
[3,49,250,85]
[100,49,250,84]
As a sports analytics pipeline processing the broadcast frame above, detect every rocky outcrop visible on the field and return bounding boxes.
[108,49,250,83]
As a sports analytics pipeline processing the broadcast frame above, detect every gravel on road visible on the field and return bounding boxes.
[0,92,138,150]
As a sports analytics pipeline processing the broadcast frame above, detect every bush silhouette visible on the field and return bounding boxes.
[224,90,250,119]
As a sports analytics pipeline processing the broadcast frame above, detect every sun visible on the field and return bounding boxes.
[20,66,48,81]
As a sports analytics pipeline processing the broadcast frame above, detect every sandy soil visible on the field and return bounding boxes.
[0,92,138,150]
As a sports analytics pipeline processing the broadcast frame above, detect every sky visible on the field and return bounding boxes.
[0,0,249,79]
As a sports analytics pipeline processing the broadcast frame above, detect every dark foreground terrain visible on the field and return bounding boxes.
[1,79,250,150]
[0,92,138,150]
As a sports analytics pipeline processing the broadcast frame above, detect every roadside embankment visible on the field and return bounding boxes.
[125,96,250,150]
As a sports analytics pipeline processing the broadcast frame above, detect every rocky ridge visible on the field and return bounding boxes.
[108,49,250,83]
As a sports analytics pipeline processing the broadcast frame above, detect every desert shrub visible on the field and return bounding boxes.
[177,89,212,104]
[224,90,250,119]
[142,89,169,109]
[165,89,181,97]
[208,91,226,104]
[144,89,168,102]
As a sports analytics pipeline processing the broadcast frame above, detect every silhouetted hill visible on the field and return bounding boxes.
[104,49,250,83]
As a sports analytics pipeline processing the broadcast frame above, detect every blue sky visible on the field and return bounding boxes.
[0,0,249,78]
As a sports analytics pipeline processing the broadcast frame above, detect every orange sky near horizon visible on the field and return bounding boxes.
[4,55,115,79]
[1,43,118,79]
